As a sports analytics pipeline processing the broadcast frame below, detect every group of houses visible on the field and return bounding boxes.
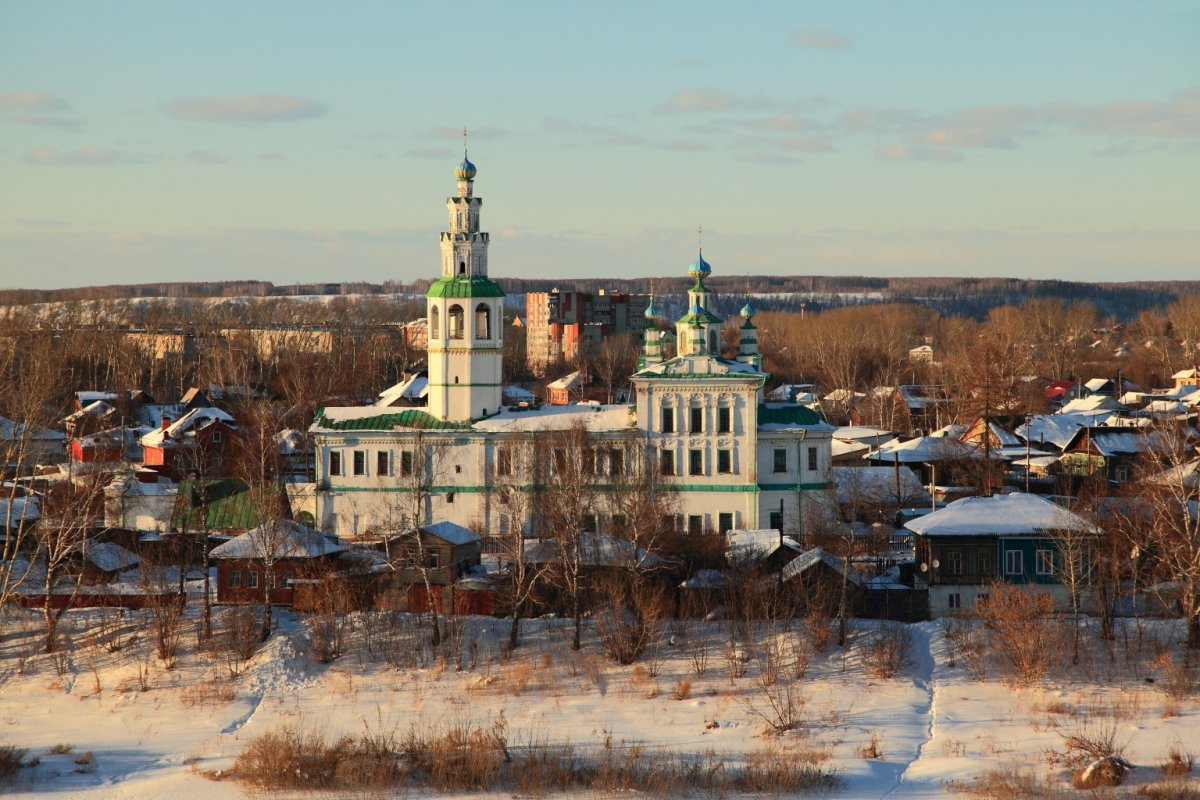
[3,149,1199,629]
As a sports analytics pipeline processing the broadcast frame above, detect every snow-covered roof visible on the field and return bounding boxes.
[834,426,896,444]
[474,403,635,434]
[547,370,581,390]
[0,416,67,442]
[1071,428,1149,457]
[1148,459,1200,490]
[726,529,803,563]
[1058,395,1123,415]
[377,374,428,406]
[64,400,116,426]
[416,520,479,547]
[823,388,865,404]
[274,428,308,455]
[1024,413,1106,450]
[0,496,40,525]
[502,385,538,403]
[833,466,931,505]
[679,568,728,589]
[209,519,345,560]
[905,492,1097,537]
[1172,368,1200,380]
[139,407,235,448]
[895,385,948,409]
[82,541,140,573]
[865,435,992,464]
[522,531,667,569]
[1084,378,1113,392]
[76,391,118,404]
[781,547,862,586]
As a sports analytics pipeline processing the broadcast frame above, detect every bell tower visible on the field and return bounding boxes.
[425,132,505,421]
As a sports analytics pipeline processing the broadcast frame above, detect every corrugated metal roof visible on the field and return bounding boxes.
[313,408,471,432]
[426,275,505,298]
[171,479,277,532]
[757,403,822,426]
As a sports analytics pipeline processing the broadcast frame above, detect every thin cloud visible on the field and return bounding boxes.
[654,87,764,115]
[0,90,70,111]
[184,149,227,165]
[542,117,645,147]
[165,95,327,123]
[2,113,84,131]
[876,143,962,162]
[792,27,852,51]
[0,91,82,130]
[676,57,706,68]
[23,145,143,166]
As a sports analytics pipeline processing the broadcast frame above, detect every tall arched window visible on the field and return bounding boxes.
[458,260,466,275]
[475,303,491,340]
[708,329,718,354]
[448,304,465,339]
[430,305,440,339]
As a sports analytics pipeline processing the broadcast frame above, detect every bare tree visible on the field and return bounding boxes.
[1138,429,1200,650]
[378,428,452,646]
[532,421,603,650]
[35,472,108,652]
[492,448,550,651]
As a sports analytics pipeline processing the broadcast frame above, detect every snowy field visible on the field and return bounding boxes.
[0,606,1197,798]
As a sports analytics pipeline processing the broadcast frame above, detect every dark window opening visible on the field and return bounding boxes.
[718,406,731,433]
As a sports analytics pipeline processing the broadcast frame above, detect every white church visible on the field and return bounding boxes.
[310,149,835,542]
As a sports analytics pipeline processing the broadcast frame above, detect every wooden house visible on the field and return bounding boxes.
[907,492,1098,617]
[210,520,345,606]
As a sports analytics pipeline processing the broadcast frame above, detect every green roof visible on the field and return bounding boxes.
[676,310,723,326]
[427,275,506,299]
[758,404,822,426]
[314,408,472,432]
[172,479,278,533]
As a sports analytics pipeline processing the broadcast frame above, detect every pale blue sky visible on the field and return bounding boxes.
[2,1,1198,289]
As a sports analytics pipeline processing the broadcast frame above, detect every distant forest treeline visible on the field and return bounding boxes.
[3,275,1198,322]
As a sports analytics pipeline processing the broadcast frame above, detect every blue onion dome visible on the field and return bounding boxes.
[688,249,712,279]
[740,301,756,319]
[455,155,477,181]
[644,296,660,319]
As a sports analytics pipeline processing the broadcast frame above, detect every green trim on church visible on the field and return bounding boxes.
[427,275,506,298]
[313,408,473,432]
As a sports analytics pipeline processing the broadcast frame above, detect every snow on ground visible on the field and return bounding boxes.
[0,607,1197,798]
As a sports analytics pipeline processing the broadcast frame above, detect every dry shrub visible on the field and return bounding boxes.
[743,678,806,733]
[1137,783,1200,799]
[47,743,73,755]
[303,580,352,664]
[0,744,27,780]
[181,672,237,707]
[1160,654,1197,710]
[1160,741,1194,777]
[147,595,183,669]
[209,606,260,677]
[975,582,1061,685]
[95,609,129,653]
[593,583,667,666]
[735,744,839,794]
[233,720,400,791]
[401,717,509,790]
[804,611,833,652]
[862,622,913,679]
[944,760,1063,799]
[506,661,533,696]
[941,616,988,680]
[670,677,692,701]
[860,732,884,759]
